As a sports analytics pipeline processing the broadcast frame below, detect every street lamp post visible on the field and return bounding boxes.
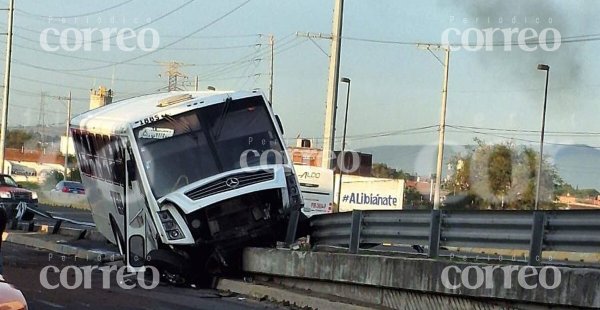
[336,77,351,209]
[535,64,550,210]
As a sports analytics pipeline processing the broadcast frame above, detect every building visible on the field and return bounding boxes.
[288,138,372,177]
[90,86,113,110]
[3,148,66,182]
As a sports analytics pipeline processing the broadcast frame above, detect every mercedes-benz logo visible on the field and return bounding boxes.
[225,177,240,188]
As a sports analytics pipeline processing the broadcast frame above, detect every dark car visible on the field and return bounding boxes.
[0,175,38,221]
[52,181,85,195]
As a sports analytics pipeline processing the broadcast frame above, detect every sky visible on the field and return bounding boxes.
[1,0,599,156]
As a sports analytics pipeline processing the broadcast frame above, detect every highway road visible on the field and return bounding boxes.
[2,242,289,310]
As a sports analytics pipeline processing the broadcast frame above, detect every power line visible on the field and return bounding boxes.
[342,33,600,47]
[29,0,253,72]
[73,0,195,45]
[447,125,600,149]
[15,0,136,19]
[289,125,439,142]
[448,125,600,136]
[198,34,296,80]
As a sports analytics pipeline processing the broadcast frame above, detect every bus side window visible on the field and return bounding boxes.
[104,135,118,184]
[80,131,91,176]
[113,136,125,186]
[98,134,112,181]
[85,133,98,178]
[93,134,108,181]
[72,131,88,175]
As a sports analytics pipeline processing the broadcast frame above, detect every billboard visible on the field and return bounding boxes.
[335,175,404,212]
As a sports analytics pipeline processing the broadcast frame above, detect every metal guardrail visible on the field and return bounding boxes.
[9,202,96,233]
[309,209,600,265]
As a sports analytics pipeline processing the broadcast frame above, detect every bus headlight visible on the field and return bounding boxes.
[0,192,11,199]
[285,173,302,209]
[158,208,185,241]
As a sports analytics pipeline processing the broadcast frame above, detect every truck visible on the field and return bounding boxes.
[0,174,38,223]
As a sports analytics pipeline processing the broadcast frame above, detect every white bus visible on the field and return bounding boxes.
[294,165,334,217]
[70,91,302,283]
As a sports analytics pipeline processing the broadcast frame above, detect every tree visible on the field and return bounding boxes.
[371,163,412,180]
[68,169,82,182]
[42,170,64,190]
[447,139,559,210]
[6,130,33,149]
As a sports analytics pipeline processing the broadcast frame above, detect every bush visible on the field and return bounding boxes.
[42,170,64,190]
[17,181,40,191]
[68,169,82,182]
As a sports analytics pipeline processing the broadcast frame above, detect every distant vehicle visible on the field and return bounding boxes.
[0,174,38,221]
[70,91,302,282]
[52,181,85,195]
[294,165,334,217]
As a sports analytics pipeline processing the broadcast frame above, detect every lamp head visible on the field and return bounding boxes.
[537,64,550,71]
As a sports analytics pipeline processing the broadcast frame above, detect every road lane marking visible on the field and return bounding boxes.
[37,300,65,308]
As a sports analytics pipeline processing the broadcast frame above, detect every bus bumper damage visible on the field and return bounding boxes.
[148,175,303,283]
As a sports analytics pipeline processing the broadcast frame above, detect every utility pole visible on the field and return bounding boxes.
[534,64,550,210]
[38,91,47,150]
[0,0,15,174]
[434,47,450,210]
[268,34,274,104]
[321,0,345,169]
[194,75,199,91]
[57,92,72,181]
[156,61,193,91]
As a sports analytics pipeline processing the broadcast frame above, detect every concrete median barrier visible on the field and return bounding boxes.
[242,247,600,309]
[3,224,118,262]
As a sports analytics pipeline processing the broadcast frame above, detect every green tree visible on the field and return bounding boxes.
[447,139,559,210]
[6,130,33,148]
[42,170,64,190]
[68,169,82,182]
[371,163,412,180]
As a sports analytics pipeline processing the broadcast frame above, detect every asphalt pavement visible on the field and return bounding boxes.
[37,204,95,225]
[2,242,289,310]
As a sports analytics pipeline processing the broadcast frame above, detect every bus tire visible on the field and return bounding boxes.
[147,249,191,286]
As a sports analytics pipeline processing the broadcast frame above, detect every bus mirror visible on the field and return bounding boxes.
[128,235,145,268]
[275,115,284,135]
[126,159,137,182]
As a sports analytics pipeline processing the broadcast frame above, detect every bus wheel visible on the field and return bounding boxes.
[147,249,191,286]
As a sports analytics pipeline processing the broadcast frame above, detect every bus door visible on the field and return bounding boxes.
[124,143,149,272]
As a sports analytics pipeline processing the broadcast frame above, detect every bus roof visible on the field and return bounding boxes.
[71,90,263,135]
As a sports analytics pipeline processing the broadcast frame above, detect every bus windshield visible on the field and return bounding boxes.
[134,95,286,198]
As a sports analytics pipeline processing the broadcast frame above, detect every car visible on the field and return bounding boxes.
[0,175,38,221]
[52,181,85,195]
